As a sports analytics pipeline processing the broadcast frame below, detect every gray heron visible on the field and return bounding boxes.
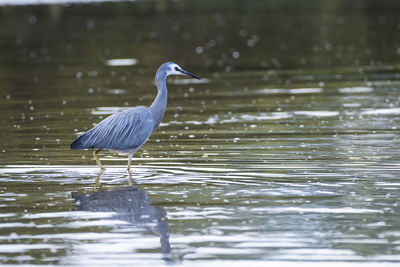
[71,62,201,171]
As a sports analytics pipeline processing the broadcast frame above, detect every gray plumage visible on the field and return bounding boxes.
[71,62,201,171]
[71,107,153,151]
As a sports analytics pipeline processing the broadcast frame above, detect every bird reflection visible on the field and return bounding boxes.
[71,171,171,260]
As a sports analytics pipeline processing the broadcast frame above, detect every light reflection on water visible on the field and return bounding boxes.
[1,154,400,264]
[1,0,400,266]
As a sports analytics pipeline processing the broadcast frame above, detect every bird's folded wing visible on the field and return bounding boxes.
[71,107,154,150]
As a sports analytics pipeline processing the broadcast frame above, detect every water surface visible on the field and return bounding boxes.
[1,0,400,266]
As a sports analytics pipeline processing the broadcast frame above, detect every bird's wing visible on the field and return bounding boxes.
[71,107,154,150]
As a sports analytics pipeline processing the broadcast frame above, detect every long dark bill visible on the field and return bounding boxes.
[178,68,201,80]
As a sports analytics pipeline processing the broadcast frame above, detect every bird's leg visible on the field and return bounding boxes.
[94,168,104,190]
[93,150,104,170]
[127,153,135,186]
[127,153,133,172]
[127,169,133,186]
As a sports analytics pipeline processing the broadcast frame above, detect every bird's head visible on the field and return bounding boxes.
[164,62,201,80]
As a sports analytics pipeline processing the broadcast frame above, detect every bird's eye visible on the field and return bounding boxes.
[175,67,179,71]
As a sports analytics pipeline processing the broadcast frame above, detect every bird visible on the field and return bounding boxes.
[71,62,201,171]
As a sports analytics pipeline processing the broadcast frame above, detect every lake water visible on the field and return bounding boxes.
[1,1,400,266]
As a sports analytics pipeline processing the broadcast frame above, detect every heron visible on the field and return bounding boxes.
[71,62,201,171]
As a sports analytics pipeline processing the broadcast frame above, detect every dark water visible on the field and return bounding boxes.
[1,0,400,266]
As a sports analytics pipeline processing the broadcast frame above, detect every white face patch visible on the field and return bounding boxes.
[166,63,183,76]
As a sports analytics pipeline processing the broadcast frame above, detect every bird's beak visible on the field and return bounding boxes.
[177,68,201,80]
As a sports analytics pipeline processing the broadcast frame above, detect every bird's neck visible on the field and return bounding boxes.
[149,72,168,131]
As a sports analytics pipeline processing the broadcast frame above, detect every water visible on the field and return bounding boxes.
[1,0,400,266]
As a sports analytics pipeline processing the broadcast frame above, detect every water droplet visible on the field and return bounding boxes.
[325,43,332,51]
[86,19,95,29]
[28,15,37,25]
[247,39,255,47]
[196,46,204,54]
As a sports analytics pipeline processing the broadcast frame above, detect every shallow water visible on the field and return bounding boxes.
[1,0,400,266]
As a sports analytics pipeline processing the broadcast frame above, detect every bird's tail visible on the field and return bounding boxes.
[71,134,90,150]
